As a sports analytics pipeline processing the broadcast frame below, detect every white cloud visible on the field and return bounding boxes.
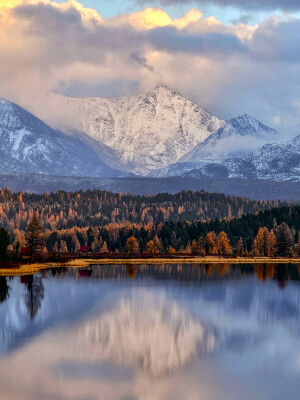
[0,0,299,137]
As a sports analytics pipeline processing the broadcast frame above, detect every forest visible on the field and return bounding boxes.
[0,186,298,258]
[0,188,282,233]
[38,205,300,256]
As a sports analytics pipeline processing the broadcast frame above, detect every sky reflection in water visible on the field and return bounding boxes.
[0,263,300,400]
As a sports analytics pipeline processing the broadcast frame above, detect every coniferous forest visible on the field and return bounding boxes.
[0,188,299,258]
[0,188,282,232]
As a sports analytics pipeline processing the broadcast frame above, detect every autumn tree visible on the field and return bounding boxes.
[60,240,68,253]
[168,246,176,254]
[126,236,140,254]
[13,228,26,249]
[267,230,277,257]
[253,227,270,256]
[0,228,11,261]
[191,240,199,255]
[146,240,159,254]
[25,214,45,257]
[217,232,233,256]
[205,232,218,255]
[153,235,162,253]
[100,241,109,253]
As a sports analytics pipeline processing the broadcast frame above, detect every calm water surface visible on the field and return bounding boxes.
[0,263,300,400]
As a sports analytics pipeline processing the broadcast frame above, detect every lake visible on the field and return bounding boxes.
[0,263,300,400]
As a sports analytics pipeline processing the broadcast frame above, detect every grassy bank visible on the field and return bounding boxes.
[0,257,300,276]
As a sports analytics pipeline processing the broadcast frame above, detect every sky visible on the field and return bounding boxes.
[1,0,300,137]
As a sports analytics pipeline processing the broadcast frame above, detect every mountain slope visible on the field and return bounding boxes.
[65,86,225,175]
[0,98,129,178]
[181,114,277,163]
[70,129,132,174]
[184,134,300,182]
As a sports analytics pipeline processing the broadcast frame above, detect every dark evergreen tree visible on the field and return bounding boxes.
[25,215,45,257]
[276,223,294,257]
[0,228,11,261]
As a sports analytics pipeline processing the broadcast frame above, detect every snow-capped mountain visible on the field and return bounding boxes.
[65,86,225,175]
[181,114,277,163]
[184,134,300,182]
[1,88,297,184]
[149,114,278,177]
[224,134,300,181]
[0,98,129,177]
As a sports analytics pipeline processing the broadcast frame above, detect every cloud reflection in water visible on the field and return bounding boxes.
[73,292,217,376]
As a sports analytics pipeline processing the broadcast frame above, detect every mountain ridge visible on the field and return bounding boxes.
[183,134,300,182]
[0,97,130,178]
[180,114,277,163]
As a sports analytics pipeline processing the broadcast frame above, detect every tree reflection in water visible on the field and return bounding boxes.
[0,276,10,303]
[23,275,45,320]
[125,264,138,279]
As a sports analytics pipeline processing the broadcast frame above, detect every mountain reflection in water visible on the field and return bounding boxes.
[0,263,299,400]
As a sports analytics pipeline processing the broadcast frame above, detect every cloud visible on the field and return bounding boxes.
[0,0,300,136]
[143,0,300,11]
[145,26,245,55]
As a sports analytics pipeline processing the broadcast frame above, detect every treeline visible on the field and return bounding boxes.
[41,205,299,256]
[2,205,299,260]
[0,188,282,233]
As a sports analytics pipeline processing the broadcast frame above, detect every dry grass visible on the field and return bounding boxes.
[65,257,300,266]
[1,257,299,276]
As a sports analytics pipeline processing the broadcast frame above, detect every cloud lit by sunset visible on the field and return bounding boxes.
[0,0,299,130]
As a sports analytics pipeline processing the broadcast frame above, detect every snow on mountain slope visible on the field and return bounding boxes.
[0,98,129,178]
[70,129,132,174]
[227,134,300,181]
[181,114,277,163]
[184,134,300,182]
[65,86,225,175]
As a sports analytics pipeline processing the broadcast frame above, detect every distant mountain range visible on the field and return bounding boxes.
[0,86,299,184]
[155,134,300,182]
[180,114,277,163]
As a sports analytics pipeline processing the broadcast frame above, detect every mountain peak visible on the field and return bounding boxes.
[66,87,225,174]
[234,114,255,122]
[147,84,180,98]
[229,114,276,135]
[153,84,175,92]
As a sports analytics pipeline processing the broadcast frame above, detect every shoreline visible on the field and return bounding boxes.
[0,257,300,276]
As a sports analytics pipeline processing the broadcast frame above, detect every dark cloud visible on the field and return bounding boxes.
[250,19,300,62]
[144,0,300,11]
[13,2,245,58]
[130,51,154,71]
[145,26,245,54]
[13,3,84,35]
